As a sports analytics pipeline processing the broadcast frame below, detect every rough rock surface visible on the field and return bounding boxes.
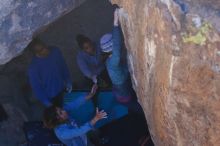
[111,0,220,145]
[0,104,27,145]
[0,0,86,65]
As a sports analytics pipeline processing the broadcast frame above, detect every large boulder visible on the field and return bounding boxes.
[110,0,220,145]
[0,0,86,64]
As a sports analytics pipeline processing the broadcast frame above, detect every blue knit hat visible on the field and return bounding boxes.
[100,33,113,53]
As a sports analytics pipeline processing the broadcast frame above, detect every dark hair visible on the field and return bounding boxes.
[43,106,61,129]
[76,34,92,49]
[28,37,47,52]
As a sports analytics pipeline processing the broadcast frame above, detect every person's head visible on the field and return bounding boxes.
[29,38,49,57]
[100,33,113,61]
[43,106,68,129]
[100,33,113,54]
[76,34,95,55]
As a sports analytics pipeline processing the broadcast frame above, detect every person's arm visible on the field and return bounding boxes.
[55,48,72,89]
[109,9,122,66]
[77,53,93,79]
[56,108,107,139]
[28,67,51,106]
[56,122,93,139]
[85,84,98,100]
[110,26,122,65]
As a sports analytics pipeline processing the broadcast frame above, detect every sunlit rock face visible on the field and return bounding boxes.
[110,0,220,145]
[0,0,86,64]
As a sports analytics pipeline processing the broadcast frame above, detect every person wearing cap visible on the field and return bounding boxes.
[76,34,107,85]
[100,8,132,104]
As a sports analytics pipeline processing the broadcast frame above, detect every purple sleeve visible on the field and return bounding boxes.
[28,67,51,106]
[77,53,93,79]
[54,48,72,85]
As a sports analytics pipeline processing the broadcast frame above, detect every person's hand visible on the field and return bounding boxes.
[66,83,72,93]
[90,84,98,95]
[90,108,108,125]
[92,75,97,84]
[86,84,98,99]
[114,8,119,26]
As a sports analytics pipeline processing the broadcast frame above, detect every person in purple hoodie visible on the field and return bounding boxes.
[28,38,72,107]
[76,34,111,88]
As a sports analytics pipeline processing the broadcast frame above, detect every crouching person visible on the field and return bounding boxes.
[43,106,107,146]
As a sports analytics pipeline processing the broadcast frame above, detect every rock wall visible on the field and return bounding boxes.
[0,0,86,65]
[110,0,220,146]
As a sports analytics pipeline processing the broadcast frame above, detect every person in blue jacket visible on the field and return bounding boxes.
[43,105,107,146]
[28,38,72,107]
[100,9,142,113]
